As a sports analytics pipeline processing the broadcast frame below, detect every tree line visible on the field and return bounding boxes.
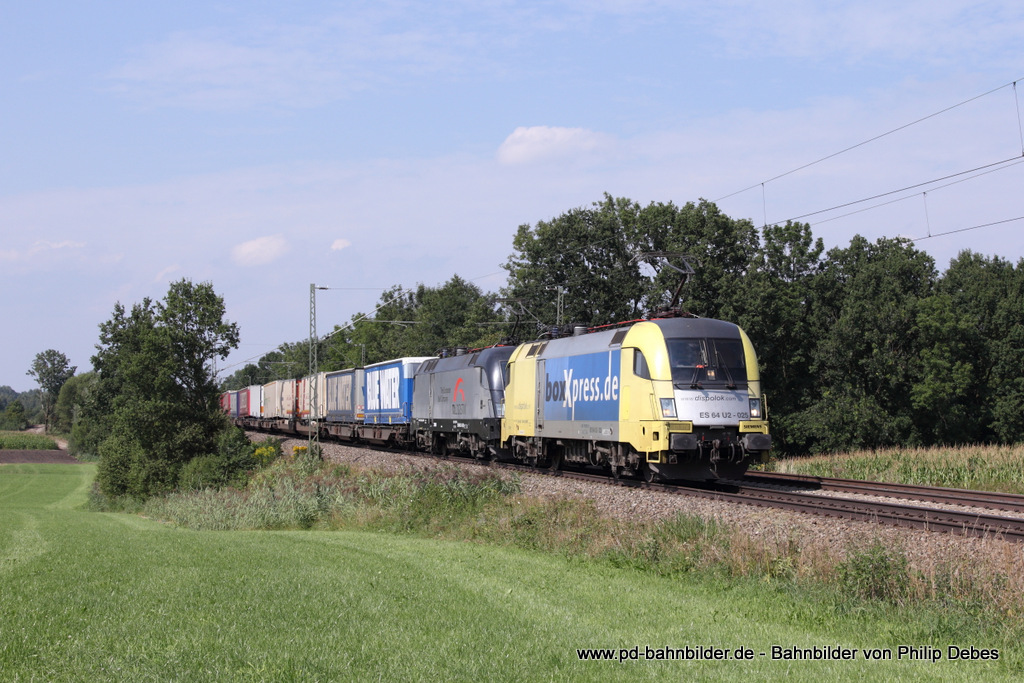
[0,386,42,430]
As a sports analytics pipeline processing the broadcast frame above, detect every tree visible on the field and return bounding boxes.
[785,236,944,452]
[319,277,508,370]
[87,279,240,499]
[0,385,15,412]
[0,399,28,431]
[632,198,760,320]
[220,363,268,391]
[401,276,506,354]
[502,195,760,332]
[736,221,824,453]
[53,372,97,444]
[939,252,1024,443]
[26,349,76,432]
[502,194,649,329]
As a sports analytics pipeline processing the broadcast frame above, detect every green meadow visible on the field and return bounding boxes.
[1,463,1020,681]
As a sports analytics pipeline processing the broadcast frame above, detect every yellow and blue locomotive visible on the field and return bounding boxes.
[501,316,770,481]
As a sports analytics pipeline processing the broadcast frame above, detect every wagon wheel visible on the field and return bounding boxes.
[610,464,623,480]
[548,449,563,473]
[641,460,659,484]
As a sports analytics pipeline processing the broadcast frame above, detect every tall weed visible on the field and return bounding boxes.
[0,431,59,450]
[772,444,1024,493]
[838,540,911,603]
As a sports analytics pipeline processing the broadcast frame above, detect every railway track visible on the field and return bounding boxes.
[744,470,1024,512]
[434,451,1024,542]
[719,475,1024,541]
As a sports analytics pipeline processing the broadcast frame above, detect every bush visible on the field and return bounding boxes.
[838,540,910,603]
[217,427,256,472]
[177,427,261,491]
[69,416,105,460]
[95,432,148,499]
[0,400,29,431]
[178,455,229,491]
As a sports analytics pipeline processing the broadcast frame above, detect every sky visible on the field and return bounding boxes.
[2,1,1023,392]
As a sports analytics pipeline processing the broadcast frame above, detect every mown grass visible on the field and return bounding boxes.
[4,463,1022,681]
[768,444,1024,493]
[0,430,59,450]
[141,455,1024,653]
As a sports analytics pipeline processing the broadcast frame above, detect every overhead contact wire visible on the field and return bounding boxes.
[911,215,1024,242]
[810,156,1024,226]
[715,76,1024,203]
[776,155,1023,224]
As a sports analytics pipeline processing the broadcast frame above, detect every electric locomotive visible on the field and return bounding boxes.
[501,316,770,481]
[412,345,516,458]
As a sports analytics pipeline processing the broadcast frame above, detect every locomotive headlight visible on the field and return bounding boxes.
[748,398,762,419]
[660,398,677,419]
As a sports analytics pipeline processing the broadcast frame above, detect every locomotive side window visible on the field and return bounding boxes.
[632,349,651,379]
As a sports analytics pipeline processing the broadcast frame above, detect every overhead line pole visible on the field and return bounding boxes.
[309,284,327,456]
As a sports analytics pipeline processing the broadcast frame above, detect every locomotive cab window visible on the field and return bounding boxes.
[666,337,746,388]
[709,338,746,383]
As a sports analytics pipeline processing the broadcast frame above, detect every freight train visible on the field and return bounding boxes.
[222,313,771,481]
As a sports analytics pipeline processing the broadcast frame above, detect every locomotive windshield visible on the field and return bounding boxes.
[665,337,746,387]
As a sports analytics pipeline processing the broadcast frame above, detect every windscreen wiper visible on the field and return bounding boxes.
[689,364,703,389]
[714,348,737,389]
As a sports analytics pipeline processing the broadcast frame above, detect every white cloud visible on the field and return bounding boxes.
[0,240,85,262]
[153,264,180,282]
[331,238,352,251]
[497,126,612,165]
[231,235,289,266]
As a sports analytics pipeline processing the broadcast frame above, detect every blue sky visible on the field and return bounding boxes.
[3,1,1023,392]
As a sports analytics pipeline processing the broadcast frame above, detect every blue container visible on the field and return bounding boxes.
[363,357,435,424]
[229,390,242,419]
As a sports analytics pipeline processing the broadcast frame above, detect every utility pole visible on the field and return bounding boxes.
[308,284,326,455]
[546,285,566,327]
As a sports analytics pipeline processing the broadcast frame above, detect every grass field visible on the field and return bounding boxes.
[2,463,1022,681]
